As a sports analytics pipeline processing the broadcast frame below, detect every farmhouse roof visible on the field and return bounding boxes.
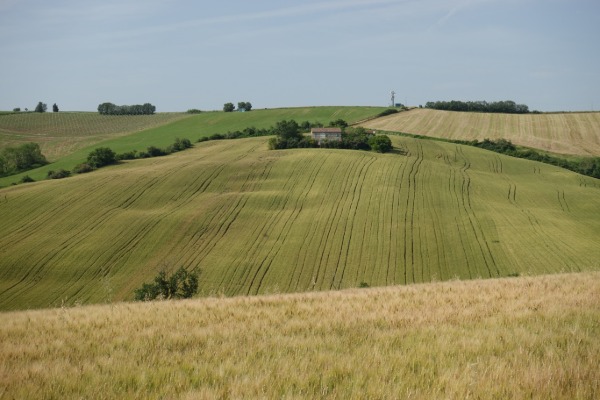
[311,127,343,133]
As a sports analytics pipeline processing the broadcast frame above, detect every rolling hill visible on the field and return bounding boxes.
[361,108,600,156]
[1,134,598,310]
[0,106,389,186]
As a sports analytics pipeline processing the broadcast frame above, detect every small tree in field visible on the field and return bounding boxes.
[369,135,393,153]
[134,267,199,301]
[223,102,235,112]
[35,102,47,113]
[52,103,59,112]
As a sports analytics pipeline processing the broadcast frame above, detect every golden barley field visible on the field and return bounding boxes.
[361,108,600,156]
[1,272,598,399]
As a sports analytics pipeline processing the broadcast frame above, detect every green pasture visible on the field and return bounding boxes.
[1,136,598,310]
[0,107,387,187]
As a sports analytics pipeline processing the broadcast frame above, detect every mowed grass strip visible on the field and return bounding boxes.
[0,112,192,161]
[361,108,600,156]
[0,272,598,399]
[0,136,599,311]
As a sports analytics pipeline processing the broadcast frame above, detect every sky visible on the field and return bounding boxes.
[1,0,599,112]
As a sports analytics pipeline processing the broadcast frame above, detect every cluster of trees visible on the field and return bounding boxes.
[0,143,48,176]
[97,102,156,115]
[267,120,393,153]
[223,102,252,112]
[134,267,199,301]
[425,100,530,114]
[27,102,59,113]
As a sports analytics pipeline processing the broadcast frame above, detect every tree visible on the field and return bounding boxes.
[223,102,235,112]
[369,135,393,153]
[87,147,116,168]
[134,267,199,301]
[238,101,252,112]
[329,119,348,129]
[52,103,59,112]
[35,102,47,113]
[273,119,301,140]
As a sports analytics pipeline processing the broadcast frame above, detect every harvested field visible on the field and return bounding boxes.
[361,108,600,156]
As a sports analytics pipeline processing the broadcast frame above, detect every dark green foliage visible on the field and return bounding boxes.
[329,119,348,129]
[146,146,166,157]
[134,267,199,301]
[97,102,156,115]
[425,100,529,114]
[116,150,138,160]
[223,102,235,112]
[273,120,301,140]
[0,142,48,176]
[13,108,20,112]
[358,281,370,288]
[72,163,94,174]
[237,102,252,112]
[52,103,59,112]
[369,135,393,153]
[47,169,71,179]
[87,147,116,168]
[377,109,399,117]
[34,102,47,113]
[20,175,35,183]
[186,109,202,114]
[168,138,192,153]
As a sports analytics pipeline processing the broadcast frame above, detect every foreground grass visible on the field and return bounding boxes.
[0,272,598,399]
[362,108,600,156]
[1,136,599,310]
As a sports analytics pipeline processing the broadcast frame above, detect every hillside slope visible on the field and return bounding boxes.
[1,136,598,310]
[0,112,192,161]
[361,108,600,156]
[0,106,388,186]
[1,272,599,399]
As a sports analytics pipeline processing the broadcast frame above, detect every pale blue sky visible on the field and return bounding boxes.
[1,0,598,112]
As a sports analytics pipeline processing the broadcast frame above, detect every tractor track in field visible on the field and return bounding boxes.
[331,154,376,289]
[402,141,424,284]
[239,155,324,295]
[456,146,499,278]
[312,155,365,290]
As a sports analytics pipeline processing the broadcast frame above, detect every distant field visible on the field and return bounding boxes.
[0,112,192,161]
[0,135,598,310]
[361,108,600,156]
[1,272,598,399]
[0,106,389,186]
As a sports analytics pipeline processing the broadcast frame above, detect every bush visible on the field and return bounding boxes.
[20,175,35,183]
[146,146,166,157]
[134,267,199,301]
[47,169,71,179]
[116,150,138,160]
[369,135,393,153]
[87,147,116,168]
[73,163,94,174]
[187,109,202,114]
[377,109,399,117]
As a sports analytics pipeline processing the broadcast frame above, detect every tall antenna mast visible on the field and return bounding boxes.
[391,90,396,107]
